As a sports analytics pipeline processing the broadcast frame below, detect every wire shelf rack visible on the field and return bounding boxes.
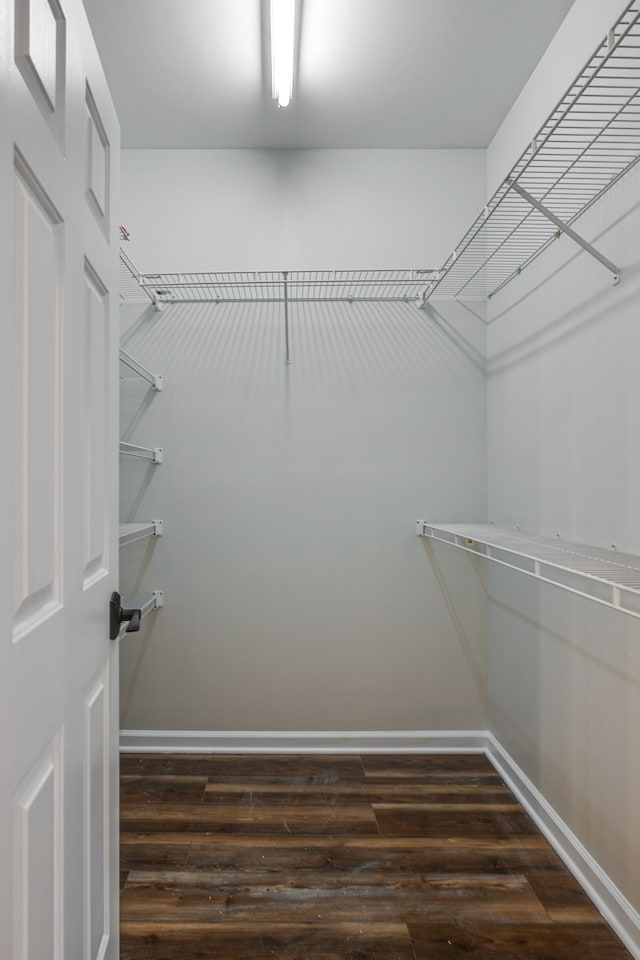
[424,0,640,303]
[119,442,163,463]
[120,248,154,303]
[119,521,163,547]
[417,521,640,619]
[119,259,439,305]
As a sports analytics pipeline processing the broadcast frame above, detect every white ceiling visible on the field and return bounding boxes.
[83,0,576,149]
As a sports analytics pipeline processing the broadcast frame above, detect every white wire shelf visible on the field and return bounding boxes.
[424,0,640,304]
[119,442,163,463]
[119,521,163,547]
[417,521,640,619]
[120,247,154,303]
[119,348,163,391]
[119,259,440,305]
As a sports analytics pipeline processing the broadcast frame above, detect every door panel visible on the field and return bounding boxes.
[25,0,58,107]
[84,668,109,960]
[85,84,110,231]
[1,0,120,958]
[83,262,109,589]
[14,0,66,143]
[13,732,63,960]
[12,154,63,641]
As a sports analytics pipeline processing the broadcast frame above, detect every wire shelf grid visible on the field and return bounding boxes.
[119,442,163,463]
[119,248,154,303]
[120,261,440,305]
[417,522,640,618]
[119,521,162,547]
[424,1,640,302]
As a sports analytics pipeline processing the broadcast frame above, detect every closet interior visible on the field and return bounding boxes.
[111,0,640,955]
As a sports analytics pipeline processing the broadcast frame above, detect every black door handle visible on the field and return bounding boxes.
[110,592,142,640]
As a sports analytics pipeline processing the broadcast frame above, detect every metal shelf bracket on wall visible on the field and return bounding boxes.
[118,520,163,547]
[119,442,164,463]
[282,270,291,365]
[506,180,620,286]
[119,348,163,391]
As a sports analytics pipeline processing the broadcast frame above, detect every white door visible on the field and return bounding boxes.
[0,1,120,958]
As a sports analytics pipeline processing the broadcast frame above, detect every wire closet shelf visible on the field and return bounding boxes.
[424,0,640,303]
[119,254,440,306]
[119,521,163,548]
[417,522,640,619]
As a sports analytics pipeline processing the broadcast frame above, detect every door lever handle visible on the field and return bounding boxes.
[125,608,141,632]
[110,592,142,640]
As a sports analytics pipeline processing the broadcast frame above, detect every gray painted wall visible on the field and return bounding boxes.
[118,148,489,732]
[120,148,485,273]
[485,163,640,910]
[485,0,640,912]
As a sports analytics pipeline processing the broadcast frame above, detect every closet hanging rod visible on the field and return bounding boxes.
[140,276,439,289]
[138,295,428,304]
[423,0,640,304]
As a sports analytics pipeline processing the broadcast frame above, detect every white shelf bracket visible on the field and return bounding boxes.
[119,349,164,391]
[119,442,164,463]
[118,520,163,547]
[282,270,291,365]
[507,179,621,285]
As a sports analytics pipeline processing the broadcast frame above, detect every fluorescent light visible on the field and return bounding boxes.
[271,0,296,108]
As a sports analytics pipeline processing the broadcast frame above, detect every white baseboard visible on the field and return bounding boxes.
[119,729,489,754]
[486,733,640,960]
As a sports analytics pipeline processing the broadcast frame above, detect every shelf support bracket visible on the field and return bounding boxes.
[119,349,163,391]
[283,270,291,365]
[507,179,620,284]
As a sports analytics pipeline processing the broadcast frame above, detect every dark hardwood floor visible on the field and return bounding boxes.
[120,753,632,958]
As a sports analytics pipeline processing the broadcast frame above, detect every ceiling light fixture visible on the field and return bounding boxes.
[271,0,296,108]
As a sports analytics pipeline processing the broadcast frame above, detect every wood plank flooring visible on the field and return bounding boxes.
[120,753,632,959]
